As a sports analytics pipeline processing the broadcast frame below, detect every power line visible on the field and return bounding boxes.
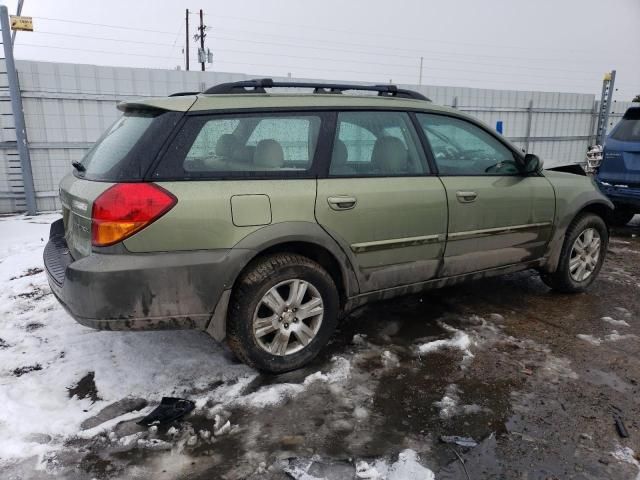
[32,16,176,35]
[21,27,610,79]
[31,14,613,69]
[210,13,616,57]
[17,42,183,60]
[208,29,609,71]
[22,16,620,77]
[24,30,179,47]
[22,29,604,78]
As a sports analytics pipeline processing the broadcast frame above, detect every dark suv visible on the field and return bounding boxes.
[596,106,640,225]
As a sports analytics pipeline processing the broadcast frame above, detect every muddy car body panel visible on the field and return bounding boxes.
[44,79,614,371]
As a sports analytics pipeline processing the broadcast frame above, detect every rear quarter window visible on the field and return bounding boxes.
[78,110,182,181]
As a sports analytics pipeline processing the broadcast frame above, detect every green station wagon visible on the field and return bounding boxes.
[44,79,613,372]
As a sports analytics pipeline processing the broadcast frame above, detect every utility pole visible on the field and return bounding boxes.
[1,5,36,215]
[418,56,423,86]
[198,9,205,71]
[11,0,24,47]
[184,9,189,71]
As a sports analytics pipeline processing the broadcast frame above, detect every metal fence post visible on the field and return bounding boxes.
[524,99,534,153]
[1,5,36,215]
[588,102,598,147]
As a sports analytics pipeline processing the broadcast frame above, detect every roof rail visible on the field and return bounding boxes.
[203,78,430,101]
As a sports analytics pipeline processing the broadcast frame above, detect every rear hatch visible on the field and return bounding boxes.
[598,107,640,188]
[60,105,186,259]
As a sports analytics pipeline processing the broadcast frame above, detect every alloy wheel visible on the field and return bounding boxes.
[569,228,601,282]
[252,279,324,356]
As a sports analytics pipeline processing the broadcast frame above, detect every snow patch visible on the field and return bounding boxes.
[433,384,489,419]
[577,330,638,346]
[605,330,638,342]
[417,323,473,362]
[577,334,602,345]
[381,350,400,368]
[0,215,255,464]
[362,449,435,480]
[235,356,350,408]
[352,333,368,346]
[601,316,630,327]
[611,446,640,480]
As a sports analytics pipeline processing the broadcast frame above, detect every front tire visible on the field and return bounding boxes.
[541,213,608,293]
[226,253,339,373]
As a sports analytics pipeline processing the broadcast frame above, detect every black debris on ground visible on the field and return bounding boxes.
[13,364,43,377]
[25,322,44,332]
[67,372,101,403]
[10,267,43,280]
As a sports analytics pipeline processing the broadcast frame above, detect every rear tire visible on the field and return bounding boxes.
[541,213,608,293]
[226,253,339,373]
[609,209,636,227]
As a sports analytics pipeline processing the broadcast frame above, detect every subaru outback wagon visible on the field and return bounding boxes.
[45,79,613,372]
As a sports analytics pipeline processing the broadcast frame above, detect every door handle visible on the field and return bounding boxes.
[456,191,478,203]
[327,196,357,210]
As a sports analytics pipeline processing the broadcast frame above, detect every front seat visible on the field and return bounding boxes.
[371,136,409,174]
[254,139,285,169]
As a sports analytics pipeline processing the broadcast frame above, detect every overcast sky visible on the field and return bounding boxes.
[3,0,639,99]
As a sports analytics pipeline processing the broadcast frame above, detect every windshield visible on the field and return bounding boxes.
[78,110,181,181]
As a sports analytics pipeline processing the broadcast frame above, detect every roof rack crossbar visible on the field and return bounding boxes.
[203,78,430,101]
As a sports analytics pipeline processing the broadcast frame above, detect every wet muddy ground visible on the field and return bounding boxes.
[3,219,640,479]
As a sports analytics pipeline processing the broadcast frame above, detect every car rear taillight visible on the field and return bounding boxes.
[92,183,177,247]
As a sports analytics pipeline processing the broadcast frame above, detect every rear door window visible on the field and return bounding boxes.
[329,111,427,176]
[154,113,322,178]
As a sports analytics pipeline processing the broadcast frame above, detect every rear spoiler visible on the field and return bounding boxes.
[117,95,198,113]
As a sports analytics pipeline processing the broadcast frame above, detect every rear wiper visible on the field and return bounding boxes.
[71,161,86,173]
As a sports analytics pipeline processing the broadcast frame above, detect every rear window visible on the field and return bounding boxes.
[77,110,181,181]
[611,109,640,142]
[153,112,323,179]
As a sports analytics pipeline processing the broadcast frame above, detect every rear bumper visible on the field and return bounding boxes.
[44,219,251,331]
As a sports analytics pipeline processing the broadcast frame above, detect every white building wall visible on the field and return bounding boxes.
[0,59,632,213]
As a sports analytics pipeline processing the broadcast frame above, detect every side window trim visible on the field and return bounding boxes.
[416,112,525,177]
[150,110,333,181]
[409,112,439,175]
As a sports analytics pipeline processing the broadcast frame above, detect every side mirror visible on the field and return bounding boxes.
[523,153,543,174]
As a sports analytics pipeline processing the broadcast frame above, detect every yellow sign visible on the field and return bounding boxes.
[10,15,33,32]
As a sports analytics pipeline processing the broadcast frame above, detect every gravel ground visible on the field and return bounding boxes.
[1,215,639,480]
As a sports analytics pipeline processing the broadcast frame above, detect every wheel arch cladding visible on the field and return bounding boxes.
[234,222,359,297]
[207,221,360,341]
[542,197,613,274]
